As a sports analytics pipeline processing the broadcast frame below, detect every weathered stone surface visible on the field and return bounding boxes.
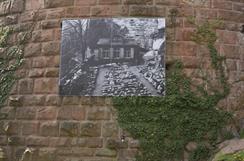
[86,137,103,148]
[22,95,46,106]
[25,0,44,11]
[22,121,39,135]
[75,0,97,6]
[220,45,240,59]
[32,30,55,42]
[45,68,59,77]
[46,56,60,67]
[218,10,243,23]
[80,97,92,105]
[34,78,58,94]
[0,1,11,16]
[40,121,59,136]
[0,0,23,16]
[37,106,58,120]
[15,69,27,78]
[175,28,195,41]
[181,56,198,68]
[156,0,179,5]
[106,139,128,149]
[62,96,80,105]
[8,136,25,145]
[181,0,210,7]
[80,122,101,137]
[41,20,60,29]
[0,15,18,25]
[10,83,18,95]
[26,136,49,146]
[87,106,110,120]
[129,6,161,16]
[44,0,74,8]
[48,137,70,147]
[233,2,244,12]
[0,106,15,120]
[58,107,72,120]
[60,121,79,137]
[91,5,129,16]
[99,0,120,5]
[8,96,24,107]
[217,30,240,45]
[16,107,36,120]
[59,106,85,120]
[56,147,95,156]
[213,139,244,161]
[95,148,117,157]
[14,147,26,161]
[46,8,65,19]
[226,59,238,71]
[35,148,56,161]
[42,41,60,55]
[32,57,47,68]
[20,11,37,22]
[0,136,7,145]
[10,0,24,13]
[18,79,33,94]
[167,42,197,56]
[4,121,20,135]
[29,69,45,78]
[65,7,90,17]
[70,138,86,147]
[24,43,41,57]
[102,122,118,137]
[212,0,232,10]
[45,95,61,106]
[72,107,86,120]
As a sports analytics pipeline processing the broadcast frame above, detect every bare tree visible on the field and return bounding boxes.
[61,19,89,77]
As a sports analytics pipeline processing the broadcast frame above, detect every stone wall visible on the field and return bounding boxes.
[0,0,243,161]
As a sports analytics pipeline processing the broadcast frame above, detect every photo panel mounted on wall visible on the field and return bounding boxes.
[59,18,166,96]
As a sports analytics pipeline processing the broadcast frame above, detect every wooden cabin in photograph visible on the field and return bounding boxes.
[93,35,144,65]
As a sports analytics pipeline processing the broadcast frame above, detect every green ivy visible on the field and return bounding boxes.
[240,129,244,139]
[189,144,211,161]
[112,20,232,161]
[215,151,244,161]
[0,27,22,107]
[0,25,33,108]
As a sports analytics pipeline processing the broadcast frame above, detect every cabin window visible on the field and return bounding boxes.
[114,48,120,58]
[125,48,131,58]
[113,37,122,43]
[102,48,110,58]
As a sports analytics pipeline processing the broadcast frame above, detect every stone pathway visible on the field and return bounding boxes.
[92,66,161,96]
[128,66,160,96]
[93,68,108,96]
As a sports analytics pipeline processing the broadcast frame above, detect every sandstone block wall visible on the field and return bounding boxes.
[0,0,243,161]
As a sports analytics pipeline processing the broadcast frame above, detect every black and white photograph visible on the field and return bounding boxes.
[59,18,166,96]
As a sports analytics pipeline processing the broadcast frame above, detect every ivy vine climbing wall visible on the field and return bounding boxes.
[113,19,239,161]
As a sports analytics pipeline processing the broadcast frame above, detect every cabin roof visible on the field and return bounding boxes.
[97,38,110,45]
[97,38,138,46]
